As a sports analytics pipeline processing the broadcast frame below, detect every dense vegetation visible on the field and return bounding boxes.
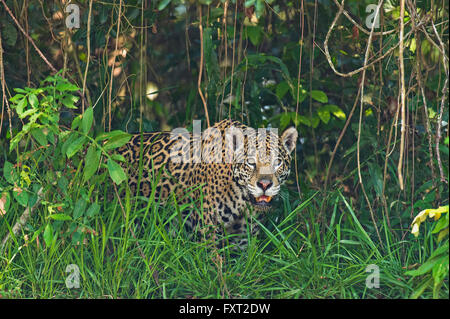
[0,0,448,298]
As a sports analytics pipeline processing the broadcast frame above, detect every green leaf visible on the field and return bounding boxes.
[410,278,433,299]
[432,213,449,234]
[73,198,87,219]
[95,130,127,142]
[255,0,265,18]
[107,158,127,185]
[245,0,256,7]
[0,191,10,215]
[103,132,132,151]
[43,223,53,247]
[18,107,37,120]
[48,213,72,221]
[289,83,307,103]
[437,228,449,242]
[83,145,101,182]
[280,113,292,131]
[3,161,17,184]
[110,154,126,162]
[15,97,27,116]
[310,115,320,128]
[13,188,29,207]
[61,133,77,156]
[86,202,100,218]
[61,95,79,109]
[82,107,94,134]
[432,255,448,286]
[199,0,214,6]
[66,136,87,158]
[28,94,39,108]
[406,259,437,277]
[31,128,48,147]
[247,26,263,46]
[292,114,311,127]
[9,94,24,103]
[9,131,26,152]
[317,107,331,124]
[55,82,79,92]
[405,243,448,278]
[276,81,290,100]
[310,90,328,103]
[158,0,172,11]
[13,88,28,94]
[323,104,346,120]
[429,241,449,259]
[71,115,82,130]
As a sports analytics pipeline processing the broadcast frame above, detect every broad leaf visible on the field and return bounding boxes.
[73,198,87,219]
[66,136,87,158]
[31,128,48,147]
[83,145,101,182]
[107,158,127,185]
[317,107,331,124]
[103,133,132,151]
[48,213,72,221]
[276,81,290,100]
[43,223,53,247]
[82,107,94,134]
[310,90,328,103]
[28,94,39,108]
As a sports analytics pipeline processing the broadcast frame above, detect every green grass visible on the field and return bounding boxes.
[0,185,448,299]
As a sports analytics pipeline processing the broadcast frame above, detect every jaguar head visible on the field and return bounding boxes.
[232,127,298,211]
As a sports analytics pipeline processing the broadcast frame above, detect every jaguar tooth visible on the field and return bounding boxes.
[256,195,272,203]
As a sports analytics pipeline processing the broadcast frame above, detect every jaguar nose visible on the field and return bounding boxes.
[257,179,273,191]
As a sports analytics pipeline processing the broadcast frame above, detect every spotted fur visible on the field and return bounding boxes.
[117,119,298,249]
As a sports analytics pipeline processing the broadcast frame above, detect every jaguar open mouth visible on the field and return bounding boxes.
[251,195,273,209]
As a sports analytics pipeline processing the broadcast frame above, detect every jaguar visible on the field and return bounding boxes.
[117,119,298,249]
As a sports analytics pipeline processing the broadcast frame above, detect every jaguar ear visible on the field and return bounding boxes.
[281,127,298,154]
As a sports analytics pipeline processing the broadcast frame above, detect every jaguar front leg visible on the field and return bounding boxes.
[224,212,265,250]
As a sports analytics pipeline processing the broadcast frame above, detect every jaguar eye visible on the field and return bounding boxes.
[274,158,283,169]
[246,157,256,168]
